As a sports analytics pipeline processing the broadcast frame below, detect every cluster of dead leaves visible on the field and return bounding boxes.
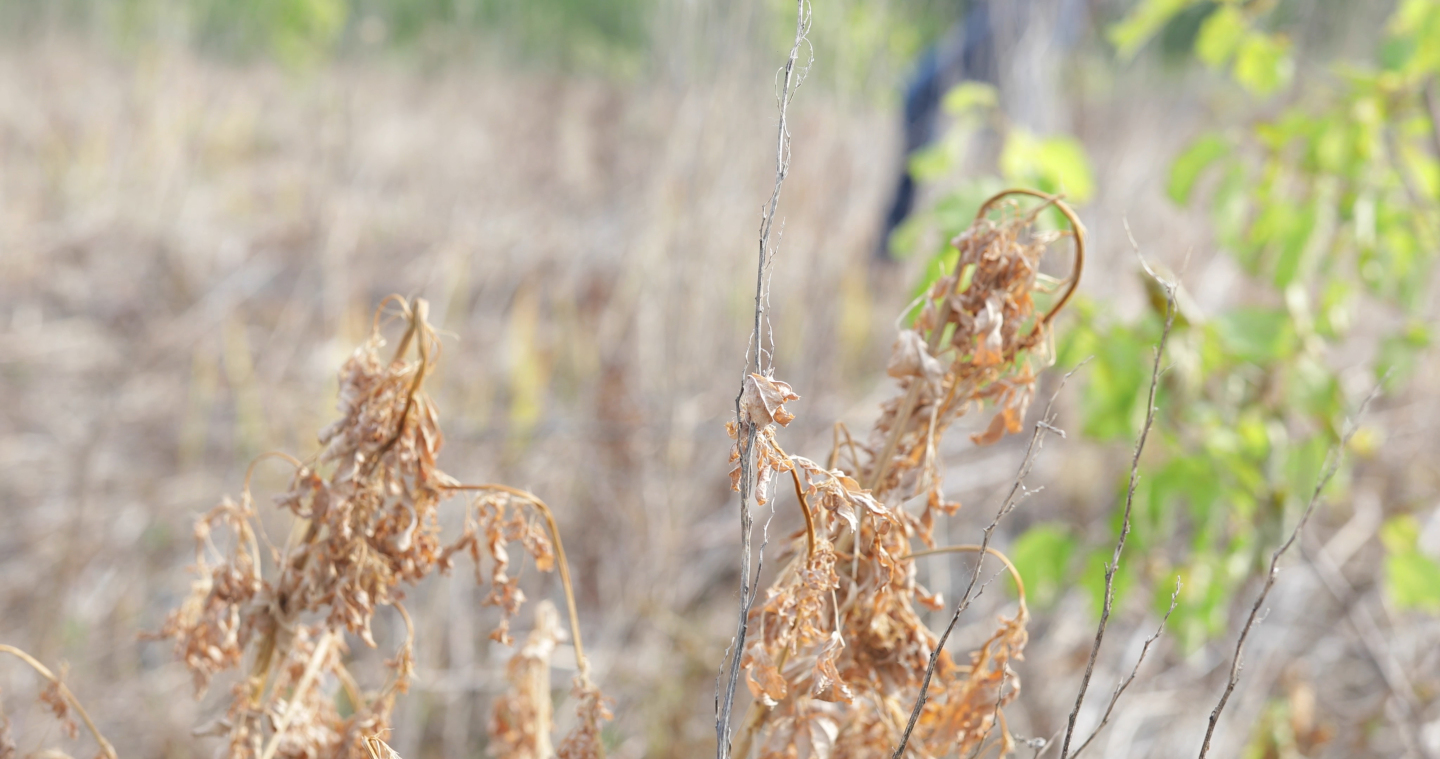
[156,296,610,759]
[730,194,1079,758]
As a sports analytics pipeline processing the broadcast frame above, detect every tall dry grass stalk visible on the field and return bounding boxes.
[155,296,610,759]
[726,190,1084,758]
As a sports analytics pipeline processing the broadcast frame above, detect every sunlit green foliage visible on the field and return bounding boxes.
[1379,515,1440,612]
[0,0,658,71]
[902,0,1440,643]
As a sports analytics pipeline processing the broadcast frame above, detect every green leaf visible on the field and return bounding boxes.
[1375,321,1432,390]
[1212,307,1297,365]
[1010,524,1077,609]
[942,82,999,115]
[1000,130,1096,202]
[1195,5,1247,68]
[1211,162,1250,249]
[1081,324,1149,440]
[1233,32,1294,96]
[909,141,957,182]
[1283,434,1331,508]
[1380,515,1440,612]
[1289,356,1343,421]
[1269,204,1317,290]
[1152,455,1222,543]
[1316,278,1355,339]
[1110,0,1200,60]
[1168,133,1231,205]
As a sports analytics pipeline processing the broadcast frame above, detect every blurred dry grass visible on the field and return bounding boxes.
[1,24,1438,759]
[0,38,903,758]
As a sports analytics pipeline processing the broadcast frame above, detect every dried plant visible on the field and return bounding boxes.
[0,645,117,759]
[155,296,610,759]
[490,601,563,759]
[728,190,1084,758]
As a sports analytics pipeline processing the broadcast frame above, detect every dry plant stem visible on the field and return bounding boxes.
[258,631,338,759]
[789,467,817,560]
[903,545,1026,601]
[1058,241,1176,759]
[964,681,1013,759]
[1066,579,1180,759]
[371,300,432,473]
[439,484,590,674]
[717,3,810,758]
[1196,380,1386,759]
[0,644,118,759]
[890,362,1085,759]
[1300,538,1435,759]
[726,461,819,759]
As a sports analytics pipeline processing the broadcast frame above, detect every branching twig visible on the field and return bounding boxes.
[716,4,811,758]
[1058,225,1177,759]
[890,360,1088,759]
[1068,578,1180,759]
[1195,380,1385,759]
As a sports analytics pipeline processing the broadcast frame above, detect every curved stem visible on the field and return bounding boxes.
[242,451,304,495]
[974,188,1086,332]
[788,466,816,561]
[0,644,118,759]
[241,451,304,564]
[902,544,1027,606]
[440,483,590,678]
[371,294,412,351]
[868,189,1084,496]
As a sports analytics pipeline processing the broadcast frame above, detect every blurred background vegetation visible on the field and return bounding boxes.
[0,0,1437,758]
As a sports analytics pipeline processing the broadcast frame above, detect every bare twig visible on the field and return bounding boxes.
[1068,578,1180,759]
[964,680,1014,759]
[1300,536,1436,759]
[716,4,811,758]
[0,644,118,759]
[890,360,1088,759]
[1195,380,1386,759]
[1058,225,1177,759]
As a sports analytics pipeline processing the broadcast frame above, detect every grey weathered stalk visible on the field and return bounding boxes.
[715,4,811,758]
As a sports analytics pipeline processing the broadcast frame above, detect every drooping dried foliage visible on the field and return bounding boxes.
[730,191,1082,758]
[156,296,610,759]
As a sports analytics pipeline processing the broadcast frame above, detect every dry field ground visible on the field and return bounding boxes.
[1,36,1437,758]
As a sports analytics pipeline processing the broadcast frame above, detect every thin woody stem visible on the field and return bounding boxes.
[0,644,118,759]
[789,466,817,561]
